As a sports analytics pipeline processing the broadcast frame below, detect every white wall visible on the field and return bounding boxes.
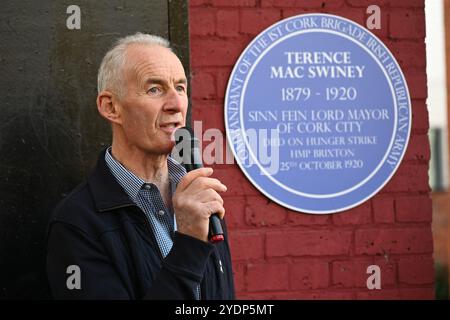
[425,0,448,190]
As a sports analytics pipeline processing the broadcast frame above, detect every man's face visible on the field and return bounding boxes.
[115,44,188,155]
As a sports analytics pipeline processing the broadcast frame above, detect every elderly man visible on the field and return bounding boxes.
[46,33,235,299]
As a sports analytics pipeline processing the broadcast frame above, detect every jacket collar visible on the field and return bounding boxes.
[88,148,135,212]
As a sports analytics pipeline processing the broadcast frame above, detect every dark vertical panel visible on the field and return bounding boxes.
[0,0,191,299]
[0,0,55,299]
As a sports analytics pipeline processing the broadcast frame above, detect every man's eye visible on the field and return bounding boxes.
[176,85,186,93]
[147,87,162,95]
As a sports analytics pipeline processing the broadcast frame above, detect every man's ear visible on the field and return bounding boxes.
[97,91,122,125]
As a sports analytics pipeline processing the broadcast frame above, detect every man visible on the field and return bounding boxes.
[46,33,235,299]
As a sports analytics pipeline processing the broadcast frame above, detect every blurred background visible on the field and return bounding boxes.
[426,0,449,300]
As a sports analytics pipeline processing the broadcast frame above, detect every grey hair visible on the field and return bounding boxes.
[97,32,171,97]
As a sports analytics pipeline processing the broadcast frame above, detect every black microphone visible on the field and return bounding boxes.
[174,127,225,243]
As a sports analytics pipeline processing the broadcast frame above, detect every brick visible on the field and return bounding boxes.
[332,201,372,225]
[287,211,330,226]
[395,195,432,222]
[191,39,244,67]
[266,230,352,257]
[331,8,366,27]
[261,0,296,7]
[332,258,396,289]
[240,9,281,35]
[265,234,287,257]
[372,196,395,223]
[245,196,287,227]
[404,69,428,100]
[191,71,216,100]
[383,164,430,193]
[239,174,263,196]
[262,0,344,8]
[398,256,434,285]
[347,0,388,6]
[411,100,429,133]
[403,134,430,162]
[307,291,356,300]
[282,9,311,20]
[223,196,246,228]
[216,68,232,99]
[389,10,425,39]
[217,10,240,37]
[282,7,365,26]
[235,292,250,299]
[191,104,225,132]
[213,166,261,196]
[356,287,434,300]
[332,259,373,288]
[354,227,433,255]
[387,41,426,68]
[290,261,329,290]
[229,231,264,260]
[246,262,289,292]
[389,0,424,8]
[241,290,354,300]
[232,262,246,292]
[235,293,254,299]
[285,291,354,300]
[374,257,397,287]
[212,0,256,7]
[189,8,216,36]
[188,113,224,136]
[314,0,345,8]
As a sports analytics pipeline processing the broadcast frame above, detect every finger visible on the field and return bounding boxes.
[176,167,213,192]
[215,210,225,220]
[190,177,227,193]
[205,201,225,219]
[197,189,224,205]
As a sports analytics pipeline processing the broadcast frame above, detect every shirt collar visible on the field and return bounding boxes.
[104,147,187,201]
[167,155,187,194]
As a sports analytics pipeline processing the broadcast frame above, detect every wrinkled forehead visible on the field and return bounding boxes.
[123,44,186,84]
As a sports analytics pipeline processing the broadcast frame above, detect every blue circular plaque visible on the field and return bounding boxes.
[224,13,411,214]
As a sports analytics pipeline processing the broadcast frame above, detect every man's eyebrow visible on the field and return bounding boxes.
[144,77,187,85]
[144,77,165,85]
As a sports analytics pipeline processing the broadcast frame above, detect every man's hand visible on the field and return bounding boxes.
[173,167,227,242]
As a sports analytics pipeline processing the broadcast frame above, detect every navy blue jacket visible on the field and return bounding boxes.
[46,150,235,299]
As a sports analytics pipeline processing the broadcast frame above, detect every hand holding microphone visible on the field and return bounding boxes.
[172,127,226,243]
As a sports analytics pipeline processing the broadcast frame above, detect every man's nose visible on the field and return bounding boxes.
[163,87,185,112]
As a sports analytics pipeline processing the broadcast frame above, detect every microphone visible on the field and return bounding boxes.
[174,127,225,243]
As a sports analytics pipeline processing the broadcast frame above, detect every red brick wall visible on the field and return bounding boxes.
[188,0,434,299]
